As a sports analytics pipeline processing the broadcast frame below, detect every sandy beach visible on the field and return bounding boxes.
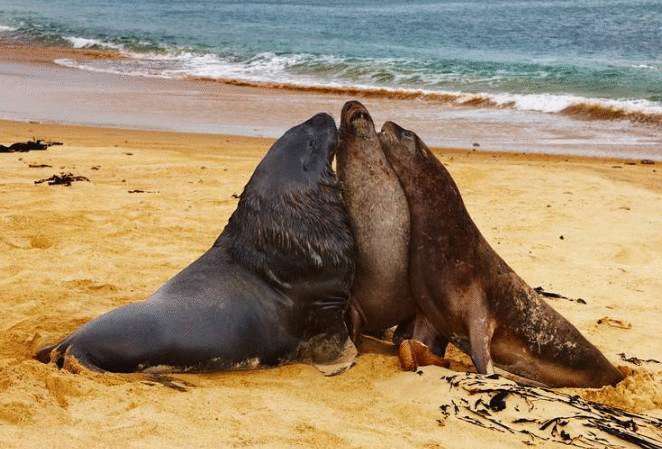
[1,115,660,448]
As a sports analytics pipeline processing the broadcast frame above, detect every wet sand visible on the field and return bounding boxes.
[0,43,660,160]
[0,119,660,449]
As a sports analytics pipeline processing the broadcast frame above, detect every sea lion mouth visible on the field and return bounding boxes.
[341,101,375,138]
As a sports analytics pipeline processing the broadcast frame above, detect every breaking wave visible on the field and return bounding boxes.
[53,47,662,128]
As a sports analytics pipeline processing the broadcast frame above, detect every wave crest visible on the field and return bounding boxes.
[561,103,662,126]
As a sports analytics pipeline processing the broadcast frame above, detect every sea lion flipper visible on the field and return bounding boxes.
[45,343,104,373]
[469,329,495,375]
[35,343,57,364]
[467,299,496,374]
[398,339,451,371]
[347,300,366,343]
[492,368,548,388]
[313,337,357,376]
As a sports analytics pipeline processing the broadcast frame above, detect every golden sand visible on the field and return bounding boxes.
[0,119,660,448]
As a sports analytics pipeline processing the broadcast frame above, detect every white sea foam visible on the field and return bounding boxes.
[631,64,658,70]
[63,35,123,50]
[52,49,662,124]
[490,92,662,115]
[0,24,16,32]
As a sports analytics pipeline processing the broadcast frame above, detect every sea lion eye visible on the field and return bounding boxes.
[402,130,414,140]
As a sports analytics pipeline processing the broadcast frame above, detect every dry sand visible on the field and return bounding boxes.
[0,119,660,448]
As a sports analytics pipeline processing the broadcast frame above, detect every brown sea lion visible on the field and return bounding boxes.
[338,101,441,350]
[379,121,624,388]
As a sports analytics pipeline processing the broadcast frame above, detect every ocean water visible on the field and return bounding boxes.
[0,0,661,122]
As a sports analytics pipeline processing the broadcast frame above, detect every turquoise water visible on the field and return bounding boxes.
[1,0,661,114]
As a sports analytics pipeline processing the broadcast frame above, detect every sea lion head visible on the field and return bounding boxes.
[379,120,455,198]
[250,112,339,193]
[378,121,432,170]
[339,100,376,140]
[220,113,355,290]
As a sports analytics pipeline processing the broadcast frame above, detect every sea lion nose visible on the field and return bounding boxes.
[380,121,400,141]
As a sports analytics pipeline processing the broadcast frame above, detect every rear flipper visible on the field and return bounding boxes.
[398,339,450,371]
[394,313,449,357]
[35,343,57,364]
[36,341,103,373]
[493,368,548,388]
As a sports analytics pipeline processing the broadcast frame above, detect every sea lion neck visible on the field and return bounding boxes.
[218,162,354,289]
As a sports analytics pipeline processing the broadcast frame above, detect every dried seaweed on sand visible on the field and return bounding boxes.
[435,373,662,449]
[618,354,661,366]
[0,140,62,153]
[534,287,587,304]
[34,172,90,186]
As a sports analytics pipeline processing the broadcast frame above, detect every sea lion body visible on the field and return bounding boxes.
[37,113,357,374]
[336,101,416,339]
[380,121,623,388]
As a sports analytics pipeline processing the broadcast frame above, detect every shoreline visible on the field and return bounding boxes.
[1,117,658,167]
[0,42,660,160]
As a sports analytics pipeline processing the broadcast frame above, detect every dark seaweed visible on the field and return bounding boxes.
[618,353,660,366]
[34,172,90,186]
[436,373,662,449]
[534,286,587,304]
[0,140,61,153]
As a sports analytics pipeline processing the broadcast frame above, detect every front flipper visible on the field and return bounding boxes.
[347,300,366,343]
[468,313,496,375]
[313,337,357,376]
[306,293,357,376]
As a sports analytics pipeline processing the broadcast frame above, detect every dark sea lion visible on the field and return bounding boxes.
[336,101,418,342]
[36,113,357,375]
[379,121,624,388]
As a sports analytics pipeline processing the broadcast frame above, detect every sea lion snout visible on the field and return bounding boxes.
[379,121,420,164]
[340,101,375,138]
[379,121,401,144]
[380,121,416,144]
[303,112,339,163]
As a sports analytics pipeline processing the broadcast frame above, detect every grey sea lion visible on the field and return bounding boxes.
[337,101,419,342]
[36,113,357,376]
[379,121,624,387]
